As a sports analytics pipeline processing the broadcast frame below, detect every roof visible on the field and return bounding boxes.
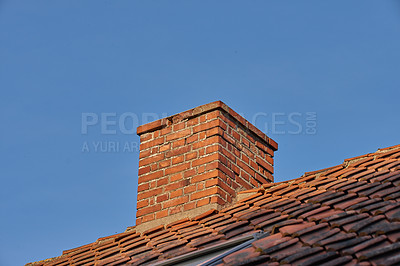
[28,144,400,266]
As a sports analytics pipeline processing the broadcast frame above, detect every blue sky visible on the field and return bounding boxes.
[1,1,399,265]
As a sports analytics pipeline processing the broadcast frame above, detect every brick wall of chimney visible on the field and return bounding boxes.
[135,101,277,231]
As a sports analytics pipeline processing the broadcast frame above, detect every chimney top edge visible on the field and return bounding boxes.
[136,101,277,151]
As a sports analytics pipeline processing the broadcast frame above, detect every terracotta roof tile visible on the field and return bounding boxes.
[279,222,315,236]
[280,246,323,264]
[222,246,269,265]
[28,144,400,266]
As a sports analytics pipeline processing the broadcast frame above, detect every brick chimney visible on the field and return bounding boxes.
[135,101,278,231]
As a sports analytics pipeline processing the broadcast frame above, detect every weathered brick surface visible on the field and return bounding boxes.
[135,101,277,226]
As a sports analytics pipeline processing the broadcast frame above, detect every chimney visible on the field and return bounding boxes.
[135,101,278,231]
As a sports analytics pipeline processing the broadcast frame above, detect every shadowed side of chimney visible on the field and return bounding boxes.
[135,101,278,232]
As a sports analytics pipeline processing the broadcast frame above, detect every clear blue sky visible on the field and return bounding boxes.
[1,1,399,265]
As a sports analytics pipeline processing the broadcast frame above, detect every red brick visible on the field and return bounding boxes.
[197,197,210,207]
[205,161,219,171]
[220,148,236,165]
[206,144,219,154]
[231,164,240,175]
[140,133,153,142]
[216,178,236,196]
[193,119,222,134]
[191,169,220,183]
[172,155,184,165]
[199,131,206,140]
[255,141,269,153]
[228,108,247,128]
[138,165,151,176]
[165,179,190,191]
[184,202,196,211]
[215,161,235,178]
[137,199,148,209]
[137,187,163,201]
[172,122,185,131]
[255,173,269,184]
[165,162,191,175]
[268,138,278,151]
[267,147,274,157]
[191,187,220,200]
[138,183,149,192]
[137,118,167,135]
[226,194,233,203]
[156,193,169,203]
[149,198,155,205]
[187,117,199,127]
[166,128,191,142]
[250,160,258,170]
[223,132,236,145]
[150,162,158,172]
[170,206,183,215]
[242,146,254,160]
[139,149,151,159]
[206,127,224,138]
[140,137,164,150]
[184,184,197,194]
[192,153,219,167]
[241,170,250,181]
[249,177,258,187]
[170,189,183,198]
[198,149,205,157]
[186,134,199,144]
[138,170,163,183]
[236,175,252,190]
[242,137,250,148]
[170,173,183,182]
[160,127,172,136]
[265,155,274,165]
[159,159,171,168]
[192,136,219,150]
[172,139,186,148]
[163,196,189,208]
[241,153,249,164]
[166,146,191,158]
[159,143,170,152]
[157,177,169,187]
[139,153,165,167]
[151,146,158,154]
[256,156,274,174]
[141,213,155,223]
[237,160,255,177]
[184,169,197,178]
[232,130,240,141]
[210,196,225,205]
[136,204,161,217]
[232,147,240,157]
[185,151,198,161]
[199,114,206,123]
[198,183,204,190]
[205,179,219,187]
[206,110,220,120]
[155,209,169,219]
